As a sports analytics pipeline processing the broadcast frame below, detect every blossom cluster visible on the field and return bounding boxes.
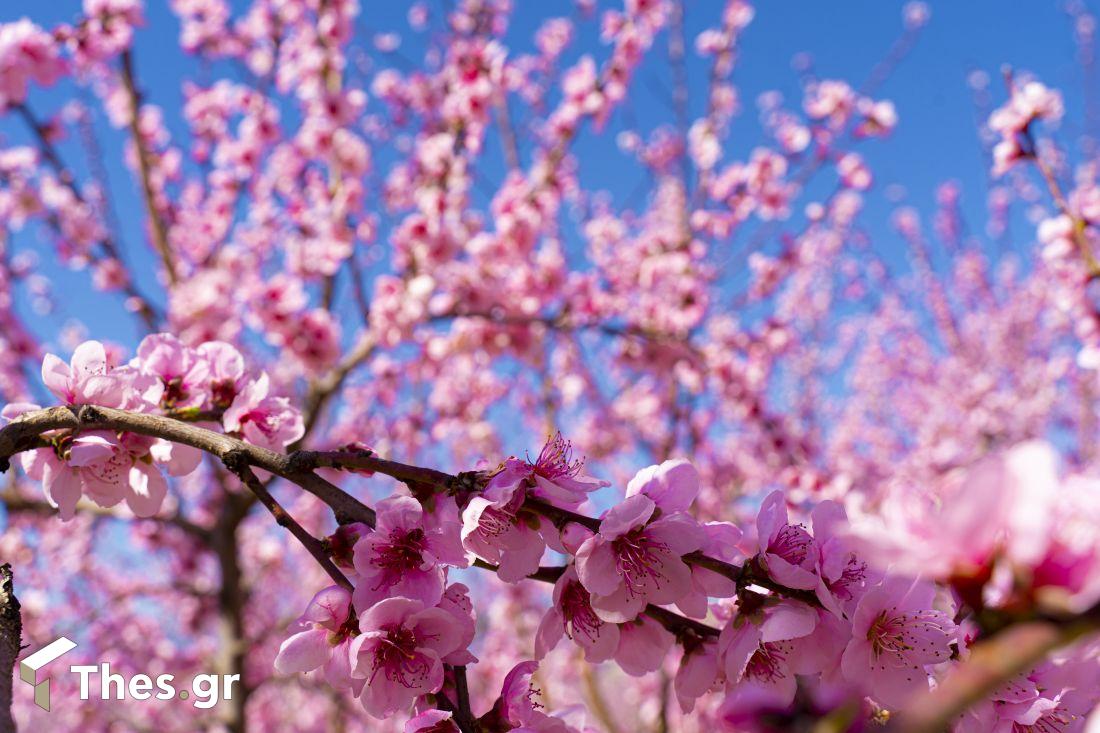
[267,435,1100,730]
[1,336,302,519]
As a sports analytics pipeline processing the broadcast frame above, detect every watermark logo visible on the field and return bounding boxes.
[20,636,77,711]
[19,638,240,712]
[69,664,240,710]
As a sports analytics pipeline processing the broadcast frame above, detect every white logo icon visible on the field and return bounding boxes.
[20,637,77,711]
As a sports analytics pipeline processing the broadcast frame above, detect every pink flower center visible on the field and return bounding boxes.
[81,450,130,486]
[769,524,813,566]
[867,609,950,666]
[162,376,190,408]
[745,642,788,684]
[372,528,428,576]
[211,379,237,409]
[368,625,431,689]
[560,580,604,642]
[243,408,284,438]
[476,505,515,539]
[612,528,670,596]
[867,612,912,657]
[830,555,868,599]
[530,432,584,480]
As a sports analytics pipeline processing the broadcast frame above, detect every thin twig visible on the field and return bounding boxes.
[227,463,353,592]
[119,50,178,285]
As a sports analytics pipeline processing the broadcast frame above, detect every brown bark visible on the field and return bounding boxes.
[0,564,22,733]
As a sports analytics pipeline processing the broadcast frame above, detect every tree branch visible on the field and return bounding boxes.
[0,405,803,644]
[13,102,162,331]
[0,564,21,733]
[227,463,353,592]
[119,50,178,285]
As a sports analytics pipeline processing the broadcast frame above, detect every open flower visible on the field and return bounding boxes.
[840,577,956,708]
[274,585,363,695]
[719,600,819,707]
[754,490,820,590]
[5,402,194,520]
[461,489,545,583]
[350,597,464,718]
[352,496,467,610]
[485,433,609,511]
[197,340,246,408]
[133,333,210,410]
[575,493,704,622]
[41,340,126,407]
[535,565,620,663]
[222,372,304,451]
[811,500,873,618]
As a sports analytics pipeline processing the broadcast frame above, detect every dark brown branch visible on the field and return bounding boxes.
[292,449,821,608]
[0,405,375,527]
[0,564,20,733]
[0,406,745,642]
[227,463,352,592]
[451,665,475,732]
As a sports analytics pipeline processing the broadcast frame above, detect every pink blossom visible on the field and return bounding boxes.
[535,565,620,663]
[0,20,65,110]
[719,600,818,707]
[485,433,609,511]
[405,710,459,732]
[575,493,704,622]
[41,340,126,407]
[461,491,545,583]
[352,496,467,610]
[675,638,721,712]
[678,520,743,618]
[349,597,464,719]
[849,441,1091,611]
[614,614,674,676]
[195,340,245,408]
[436,582,477,666]
[134,333,210,410]
[754,490,820,590]
[481,661,580,733]
[804,79,855,128]
[840,577,956,708]
[12,426,191,520]
[854,98,898,138]
[988,79,1064,176]
[274,585,363,695]
[221,372,305,450]
[811,501,873,617]
[624,458,700,513]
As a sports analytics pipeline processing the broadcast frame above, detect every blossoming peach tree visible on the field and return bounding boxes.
[0,0,1099,731]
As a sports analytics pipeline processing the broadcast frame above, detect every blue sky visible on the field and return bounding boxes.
[0,0,1094,356]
